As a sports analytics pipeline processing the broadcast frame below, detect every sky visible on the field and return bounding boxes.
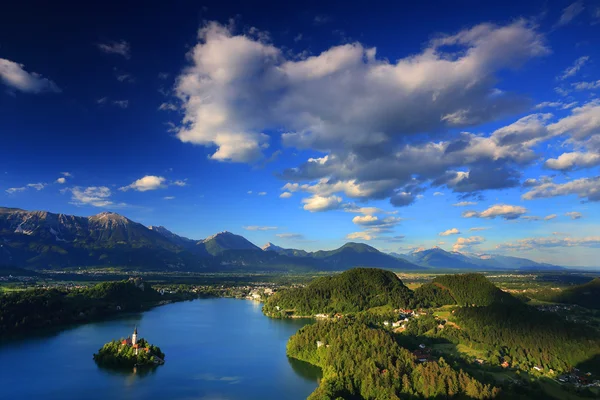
[1,0,600,266]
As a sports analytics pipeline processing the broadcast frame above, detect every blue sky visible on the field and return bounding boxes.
[1,0,600,266]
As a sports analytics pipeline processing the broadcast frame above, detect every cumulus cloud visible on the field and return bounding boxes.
[522,176,600,202]
[97,40,131,58]
[302,195,342,212]
[544,214,557,220]
[462,204,527,220]
[558,56,589,80]
[565,211,583,220]
[439,228,460,236]
[279,192,292,198]
[545,152,600,171]
[346,231,374,241]
[164,196,175,200]
[352,215,402,227]
[453,236,485,252]
[56,177,66,184]
[67,186,119,207]
[5,187,26,194]
[243,226,278,231]
[0,58,61,93]
[174,18,549,197]
[433,192,444,196]
[119,176,167,192]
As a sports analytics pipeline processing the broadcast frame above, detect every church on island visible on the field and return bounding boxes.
[121,326,150,356]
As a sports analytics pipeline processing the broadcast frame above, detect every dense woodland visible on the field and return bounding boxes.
[526,277,600,310]
[287,319,500,399]
[263,268,413,316]
[441,304,600,373]
[0,280,191,336]
[266,269,600,399]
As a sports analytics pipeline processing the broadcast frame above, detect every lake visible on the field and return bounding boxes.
[0,298,321,400]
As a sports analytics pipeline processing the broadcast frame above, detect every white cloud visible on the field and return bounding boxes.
[119,176,166,192]
[453,236,485,252]
[61,172,73,177]
[496,235,600,251]
[439,228,460,236]
[172,180,187,187]
[462,204,527,220]
[433,192,444,196]
[56,177,66,184]
[27,183,46,191]
[276,233,304,239]
[556,1,585,26]
[173,20,547,168]
[112,100,129,109]
[247,191,253,194]
[68,186,117,207]
[572,80,600,90]
[453,201,478,207]
[279,192,292,198]
[346,231,374,241]
[565,211,583,220]
[243,226,278,231]
[469,227,489,231]
[258,192,267,196]
[5,187,26,194]
[523,176,600,202]
[545,152,600,171]
[97,40,131,58]
[558,56,589,80]
[159,103,178,111]
[302,195,342,212]
[0,58,60,93]
[534,101,578,110]
[164,196,175,200]
[544,214,557,221]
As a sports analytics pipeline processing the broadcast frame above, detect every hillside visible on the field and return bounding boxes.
[262,242,309,257]
[530,277,600,310]
[414,273,519,307]
[263,268,413,316]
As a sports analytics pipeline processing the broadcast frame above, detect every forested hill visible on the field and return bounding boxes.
[414,273,519,307]
[545,277,600,310]
[263,268,413,317]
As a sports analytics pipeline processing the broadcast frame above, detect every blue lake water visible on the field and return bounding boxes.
[0,298,320,400]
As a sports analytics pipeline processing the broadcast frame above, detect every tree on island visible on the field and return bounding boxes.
[93,327,165,369]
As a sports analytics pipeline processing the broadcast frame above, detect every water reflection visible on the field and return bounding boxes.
[287,357,323,383]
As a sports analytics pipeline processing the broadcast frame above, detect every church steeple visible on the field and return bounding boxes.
[132,326,138,345]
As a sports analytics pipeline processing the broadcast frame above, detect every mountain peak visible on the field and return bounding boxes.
[262,242,283,251]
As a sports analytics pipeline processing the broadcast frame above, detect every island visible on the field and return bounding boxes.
[93,326,165,369]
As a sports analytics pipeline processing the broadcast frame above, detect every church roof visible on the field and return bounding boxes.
[133,326,137,334]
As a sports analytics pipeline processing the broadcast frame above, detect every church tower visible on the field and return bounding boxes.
[132,326,138,346]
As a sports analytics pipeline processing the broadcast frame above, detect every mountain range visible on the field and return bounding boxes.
[392,246,565,271]
[0,207,420,272]
[0,207,565,272]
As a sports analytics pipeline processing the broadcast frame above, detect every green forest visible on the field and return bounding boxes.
[266,269,600,399]
[287,319,500,399]
[0,279,191,336]
[263,268,413,317]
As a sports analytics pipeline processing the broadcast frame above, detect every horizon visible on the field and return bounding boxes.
[2,0,600,267]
